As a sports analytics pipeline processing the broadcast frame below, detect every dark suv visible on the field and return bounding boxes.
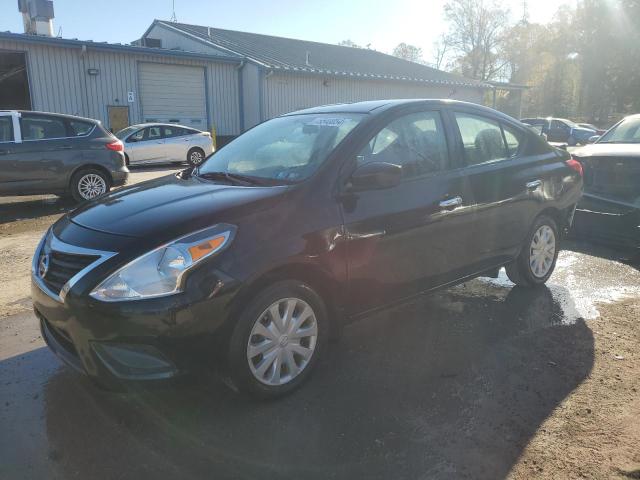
[32,100,583,398]
[521,117,596,145]
[0,111,128,201]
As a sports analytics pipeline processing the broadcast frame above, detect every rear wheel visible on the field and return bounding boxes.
[227,280,328,398]
[187,147,205,167]
[70,168,110,202]
[505,215,559,287]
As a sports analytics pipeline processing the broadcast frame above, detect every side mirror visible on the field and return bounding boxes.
[349,161,402,191]
[588,135,600,143]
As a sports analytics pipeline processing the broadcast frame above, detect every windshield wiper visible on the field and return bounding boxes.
[196,171,264,186]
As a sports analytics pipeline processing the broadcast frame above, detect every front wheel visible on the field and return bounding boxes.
[505,215,559,287]
[227,281,328,399]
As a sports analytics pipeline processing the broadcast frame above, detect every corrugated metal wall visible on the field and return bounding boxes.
[263,73,485,119]
[0,39,241,135]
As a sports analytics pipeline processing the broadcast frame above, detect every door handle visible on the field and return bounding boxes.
[439,196,463,209]
[526,179,542,190]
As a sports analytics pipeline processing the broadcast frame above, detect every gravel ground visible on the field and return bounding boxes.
[0,166,638,479]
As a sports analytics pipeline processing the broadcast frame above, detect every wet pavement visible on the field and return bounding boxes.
[1,244,637,479]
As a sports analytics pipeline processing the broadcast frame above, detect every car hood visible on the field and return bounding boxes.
[69,173,289,238]
[572,127,596,136]
[572,143,640,158]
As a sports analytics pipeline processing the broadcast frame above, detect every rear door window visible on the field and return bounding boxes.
[0,116,13,142]
[20,114,67,141]
[162,126,185,138]
[454,113,509,165]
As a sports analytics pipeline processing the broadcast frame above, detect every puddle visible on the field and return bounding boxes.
[478,251,640,324]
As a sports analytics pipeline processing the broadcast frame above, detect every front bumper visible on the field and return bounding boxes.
[32,257,238,388]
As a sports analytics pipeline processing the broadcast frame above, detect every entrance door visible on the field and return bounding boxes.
[108,106,129,134]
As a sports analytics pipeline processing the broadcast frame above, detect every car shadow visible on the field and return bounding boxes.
[0,196,76,225]
[4,281,593,480]
[563,238,639,269]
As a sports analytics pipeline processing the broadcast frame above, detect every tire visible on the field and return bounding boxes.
[70,168,110,203]
[505,214,560,287]
[227,280,328,399]
[124,153,130,166]
[187,147,205,167]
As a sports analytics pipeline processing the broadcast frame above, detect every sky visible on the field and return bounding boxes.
[1,0,576,61]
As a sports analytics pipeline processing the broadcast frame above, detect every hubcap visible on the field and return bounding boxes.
[529,225,556,278]
[78,174,106,200]
[247,297,318,386]
[190,151,203,164]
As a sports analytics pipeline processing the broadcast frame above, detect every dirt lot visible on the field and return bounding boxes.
[0,167,639,479]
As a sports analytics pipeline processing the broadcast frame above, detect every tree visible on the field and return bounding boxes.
[431,34,451,70]
[338,39,361,48]
[392,43,424,63]
[443,0,510,80]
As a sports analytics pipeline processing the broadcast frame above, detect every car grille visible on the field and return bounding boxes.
[41,250,100,295]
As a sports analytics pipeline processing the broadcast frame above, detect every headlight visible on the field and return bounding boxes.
[90,224,236,302]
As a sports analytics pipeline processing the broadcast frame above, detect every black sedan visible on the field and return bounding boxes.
[571,114,640,249]
[32,100,582,398]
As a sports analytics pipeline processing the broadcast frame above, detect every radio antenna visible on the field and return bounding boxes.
[170,0,177,22]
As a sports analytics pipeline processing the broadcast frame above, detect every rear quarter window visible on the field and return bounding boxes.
[68,120,94,136]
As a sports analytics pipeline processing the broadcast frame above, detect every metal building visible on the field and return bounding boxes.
[0,14,490,141]
[142,20,490,130]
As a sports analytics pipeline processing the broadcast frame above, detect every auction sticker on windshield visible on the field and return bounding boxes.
[307,118,346,127]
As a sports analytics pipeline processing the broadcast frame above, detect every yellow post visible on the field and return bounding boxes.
[211,125,217,151]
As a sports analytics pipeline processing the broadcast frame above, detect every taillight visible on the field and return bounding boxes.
[565,158,583,177]
[106,140,124,152]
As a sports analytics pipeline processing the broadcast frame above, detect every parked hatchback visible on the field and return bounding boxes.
[32,100,583,398]
[115,123,214,166]
[0,111,128,201]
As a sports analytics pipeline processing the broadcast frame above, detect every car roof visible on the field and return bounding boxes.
[283,99,517,122]
[124,123,201,130]
[0,110,100,124]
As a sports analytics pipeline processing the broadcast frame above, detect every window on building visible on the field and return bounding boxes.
[20,114,67,140]
[357,111,449,179]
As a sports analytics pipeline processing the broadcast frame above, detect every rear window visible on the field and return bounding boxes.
[0,116,13,142]
[68,119,94,136]
[20,115,67,140]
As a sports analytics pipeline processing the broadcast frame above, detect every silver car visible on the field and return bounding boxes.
[115,123,214,166]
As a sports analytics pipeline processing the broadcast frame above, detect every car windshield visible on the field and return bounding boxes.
[114,126,139,140]
[198,113,364,183]
[598,117,640,144]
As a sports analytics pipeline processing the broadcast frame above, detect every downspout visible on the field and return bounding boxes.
[79,45,91,118]
[260,69,274,123]
[236,60,245,132]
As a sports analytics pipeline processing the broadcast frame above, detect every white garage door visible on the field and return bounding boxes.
[138,63,207,129]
